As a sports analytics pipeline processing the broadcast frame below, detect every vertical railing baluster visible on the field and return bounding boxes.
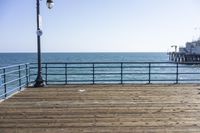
[45,63,48,85]
[25,64,29,87]
[19,65,22,90]
[176,63,179,84]
[92,63,95,84]
[3,68,6,98]
[65,63,68,84]
[29,64,31,83]
[148,63,151,84]
[121,62,123,84]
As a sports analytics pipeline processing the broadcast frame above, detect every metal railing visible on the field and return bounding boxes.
[0,63,29,99]
[29,62,200,85]
[1,62,200,99]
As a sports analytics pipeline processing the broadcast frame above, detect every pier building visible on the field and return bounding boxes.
[168,39,200,62]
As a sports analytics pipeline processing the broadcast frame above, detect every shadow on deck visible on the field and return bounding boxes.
[1,84,200,132]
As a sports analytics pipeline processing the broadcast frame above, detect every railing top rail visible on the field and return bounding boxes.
[29,62,200,65]
[0,63,29,70]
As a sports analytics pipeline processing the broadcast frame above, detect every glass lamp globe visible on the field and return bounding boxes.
[47,0,54,9]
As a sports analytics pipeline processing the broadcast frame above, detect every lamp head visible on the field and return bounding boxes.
[46,0,54,9]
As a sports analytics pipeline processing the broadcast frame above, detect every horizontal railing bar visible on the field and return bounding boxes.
[41,64,148,69]
[1,70,20,76]
[123,66,160,68]
[47,80,93,82]
[30,61,200,64]
[123,73,174,75]
[149,66,177,68]
[30,65,185,67]
[47,73,93,76]
[31,66,151,69]
[47,67,93,69]
[150,73,180,75]
[95,66,148,68]
[177,73,200,74]
[0,63,29,70]
[42,79,200,82]
[29,66,200,69]
[30,73,200,76]
[94,73,144,75]
[122,80,171,81]
[1,68,27,76]
[2,76,27,85]
[178,79,200,81]
[30,67,93,69]
[0,84,26,98]
[54,66,148,69]
[30,73,180,75]
[147,80,178,81]
[94,80,148,82]
[35,73,197,75]
[30,61,197,65]
[30,72,200,74]
[147,79,199,81]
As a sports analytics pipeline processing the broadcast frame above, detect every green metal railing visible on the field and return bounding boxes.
[29,62,200,85]
[0,63,29,99]
[1,62,200,99]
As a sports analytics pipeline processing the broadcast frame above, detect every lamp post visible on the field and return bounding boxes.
[34,0,54,87]
[171,45,177,53]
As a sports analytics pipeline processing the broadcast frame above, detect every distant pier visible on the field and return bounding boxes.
[168,52,200,63]
[169,39,200,63]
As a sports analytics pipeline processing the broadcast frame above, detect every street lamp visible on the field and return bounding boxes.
[171,45,177,53]
[47,0,54,9]
[34,0,54,87]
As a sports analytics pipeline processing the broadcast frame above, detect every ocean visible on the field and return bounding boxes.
[0,52,168,67]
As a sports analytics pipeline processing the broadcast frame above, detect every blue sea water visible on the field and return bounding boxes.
[0,52,168,67]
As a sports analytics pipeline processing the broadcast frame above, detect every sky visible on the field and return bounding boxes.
[1,0,200,52]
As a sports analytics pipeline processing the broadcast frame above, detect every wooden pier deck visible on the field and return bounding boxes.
[1,84,200,132]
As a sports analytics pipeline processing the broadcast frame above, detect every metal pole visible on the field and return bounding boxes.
[176,63,179,84]
[148,63,151,84]
[3,68,7,98]
[45,63,48,85]
[25,64,29,87]
[121,63,123,84]
[18,65,22,90]
[34,0,44,87]
[92,63,95,84]
[65,63,68,84]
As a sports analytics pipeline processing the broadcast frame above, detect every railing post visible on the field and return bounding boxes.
[148,63,151,84]
[121,62,123,84]
[29,64,31,83]
[45,63,48,85]
[25,64,29,87]
[92,63,95,84]
[176,63,179,84]
[3,68,6,98]
[65,63,68,84]
[18,65,22,90]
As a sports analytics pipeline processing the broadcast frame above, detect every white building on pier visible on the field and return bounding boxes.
[169,39,200,62]
[179,39,200,54]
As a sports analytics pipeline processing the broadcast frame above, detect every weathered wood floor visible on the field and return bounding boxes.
[1,84,200,133]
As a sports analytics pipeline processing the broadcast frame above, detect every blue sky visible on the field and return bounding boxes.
[1,0,200,52]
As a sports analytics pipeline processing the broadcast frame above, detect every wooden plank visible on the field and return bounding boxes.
[0,84,200,132]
